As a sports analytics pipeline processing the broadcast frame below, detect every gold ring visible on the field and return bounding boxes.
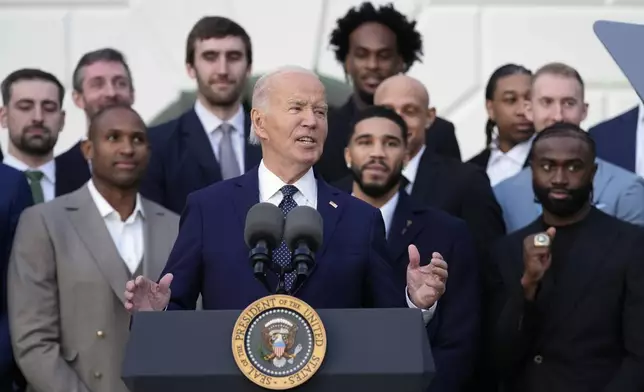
[534,233,550,247]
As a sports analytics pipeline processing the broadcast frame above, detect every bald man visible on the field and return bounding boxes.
[336,74,505,256]
[8,104,178,392]
[125,66,451,333]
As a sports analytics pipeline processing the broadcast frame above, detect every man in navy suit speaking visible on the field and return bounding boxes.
[124,66,447,316]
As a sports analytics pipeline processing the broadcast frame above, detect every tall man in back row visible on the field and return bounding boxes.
[124,66,449,326]
[316,2,460,183]
[141,16,262,214]
[487,122,644,392]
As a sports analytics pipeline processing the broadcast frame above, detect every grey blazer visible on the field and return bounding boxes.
[7,185,179,392]
[494,158,644,233]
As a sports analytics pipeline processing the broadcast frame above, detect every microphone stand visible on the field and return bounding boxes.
[250,243,315,295]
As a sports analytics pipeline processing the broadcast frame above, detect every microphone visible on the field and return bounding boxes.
[244,203,284,286]
[283,206,323,286]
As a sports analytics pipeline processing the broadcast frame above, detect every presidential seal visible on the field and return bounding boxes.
[232,295,327,390]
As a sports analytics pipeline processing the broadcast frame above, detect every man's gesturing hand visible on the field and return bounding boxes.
[124,273,173,313]
[406,244,448,309]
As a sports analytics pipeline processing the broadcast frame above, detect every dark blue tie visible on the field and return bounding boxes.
[274,185,299,290]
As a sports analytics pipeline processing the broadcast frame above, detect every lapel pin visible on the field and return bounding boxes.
[401,220,412,235]
[329,201,337,208]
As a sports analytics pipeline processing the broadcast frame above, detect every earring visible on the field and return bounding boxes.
[346,162,351,169]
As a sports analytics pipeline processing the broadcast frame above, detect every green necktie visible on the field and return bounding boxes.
[25,170,45,204]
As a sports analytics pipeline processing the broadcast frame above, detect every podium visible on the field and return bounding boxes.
[122,308,435,391]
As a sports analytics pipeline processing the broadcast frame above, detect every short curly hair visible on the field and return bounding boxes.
[329,2,423,72]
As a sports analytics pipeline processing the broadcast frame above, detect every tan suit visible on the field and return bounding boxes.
[7,185,179,392]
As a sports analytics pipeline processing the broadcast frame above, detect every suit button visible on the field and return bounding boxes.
[96,330,105,338]
[533,355,543,364]
[94,371,102,379]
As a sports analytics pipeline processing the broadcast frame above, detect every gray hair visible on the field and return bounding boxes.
[248,65,319,145]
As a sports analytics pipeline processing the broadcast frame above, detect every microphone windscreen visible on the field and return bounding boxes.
[244,203,284,249]
[283,206,323,252]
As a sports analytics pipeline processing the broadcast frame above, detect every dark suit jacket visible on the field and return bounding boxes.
[139,108,262,214]
[160,166,405,310]
[589,106,639,173]
[0,164,33,391]
[0,143,90,198]
[316,97,461,183]
[426,116,461,162]
[54,141,91,196]
[486,207,644,392]
[335,151,505,257]
[389,191,479,392]
[467,148,530,171]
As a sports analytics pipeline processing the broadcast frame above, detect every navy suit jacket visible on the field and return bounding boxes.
[388,191,480,392]
[0,164,33,390]
[140,108,262,214]
[160,166,405,310]
[589,106,639,173]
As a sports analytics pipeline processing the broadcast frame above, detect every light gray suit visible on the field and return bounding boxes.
[494,158,644,233]
[7,185,179,392]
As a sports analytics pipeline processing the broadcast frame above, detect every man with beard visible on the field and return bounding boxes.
[315,2,461,183]
[494,62,644,233]
[345,105,479,392]
[8,104,178,392]
[140,16,261,214]
[336,74,505,260]
[486,122,644,392]
[45,48,137,197]
[0,69,68,203]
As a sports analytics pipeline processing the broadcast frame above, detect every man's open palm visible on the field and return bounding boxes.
[124,273,173,312]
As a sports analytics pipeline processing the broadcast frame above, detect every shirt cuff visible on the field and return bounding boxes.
[405,286,438,325]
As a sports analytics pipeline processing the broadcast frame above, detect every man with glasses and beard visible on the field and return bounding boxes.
[345,105,480,392]
[0,69,67,203]
[486,122,644,392]
[140,16,261,214]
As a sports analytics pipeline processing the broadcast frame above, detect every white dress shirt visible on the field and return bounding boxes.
[3,154,56,202]
[258,160,317,208]
[486,135,534,187]
[402,145,426,194]
[194,100,246,173]
[87,180,145,274]
[634,101,644,177]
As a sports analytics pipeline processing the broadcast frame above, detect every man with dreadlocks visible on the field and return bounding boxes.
[315,2,461,183]
[486,121,644,392]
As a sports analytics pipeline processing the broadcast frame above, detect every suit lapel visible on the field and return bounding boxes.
[591,160,613,206]
[387,192,424,262]
[182,109,222,183]
[409,150,441,203]
[141,199,170,282]
[65,186,129,304]
[291,179,343,295]
[231,167,261,228]
[610,107,638,171]
[540,209,616,336]
[230,168,280,292]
